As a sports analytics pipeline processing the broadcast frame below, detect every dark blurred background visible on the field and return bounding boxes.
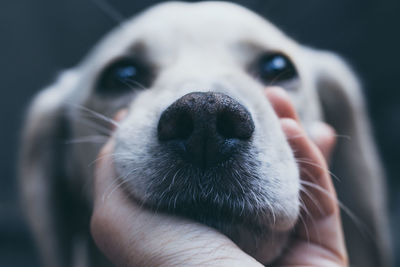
[1,0,399,266]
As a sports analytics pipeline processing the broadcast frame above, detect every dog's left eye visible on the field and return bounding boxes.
[254,53,298,85]
[96,58,152,95]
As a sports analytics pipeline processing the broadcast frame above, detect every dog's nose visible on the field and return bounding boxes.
[158,92,254,168]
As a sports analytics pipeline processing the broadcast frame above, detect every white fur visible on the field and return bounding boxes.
[19,2,391,267]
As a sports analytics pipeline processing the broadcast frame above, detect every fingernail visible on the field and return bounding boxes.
[309,122,334,142]
[265,86,287,96]
[114,109,128,122]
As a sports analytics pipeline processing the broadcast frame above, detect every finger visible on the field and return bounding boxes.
[265,86,299,122]
[280,118,347,261]
[309,122,337,162]
[265,86,337,161]
[281,118,337,216]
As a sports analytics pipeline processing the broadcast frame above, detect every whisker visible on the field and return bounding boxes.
[104,178,130,201]
[297,203,311,244]
[267,69,294,86]
[155,168,180,203]
[264,199,276,226]
[299,184,325,216]
[89,151,131,167]
[88,0,125,23]
[300,180,369,237]
[296,157,341,182]
[67,102,120,128]
[286,133,307,140]
[102,167,139,202]
[125,78,147,91]
[73,116,114,136]
[168,168,182,192]
[286,133,351,142]
[66,135,109,144]
[334,134,351,141]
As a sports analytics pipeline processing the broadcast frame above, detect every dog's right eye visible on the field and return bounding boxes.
[96,58,152,95]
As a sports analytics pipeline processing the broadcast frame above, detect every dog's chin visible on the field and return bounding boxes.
[122,155,299,263]
[140,171,296,264]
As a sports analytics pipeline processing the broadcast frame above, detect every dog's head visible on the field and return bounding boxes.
[22,1,373,264]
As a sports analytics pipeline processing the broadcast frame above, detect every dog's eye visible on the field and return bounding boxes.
[96,58,152,95]
[255,53,297,84]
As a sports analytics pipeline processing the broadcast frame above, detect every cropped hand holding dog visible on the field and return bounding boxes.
[90,87,348,266]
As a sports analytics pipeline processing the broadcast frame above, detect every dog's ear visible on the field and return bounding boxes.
[308,50,392,266]
[19,71,79,267]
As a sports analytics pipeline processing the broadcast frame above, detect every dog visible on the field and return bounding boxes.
[19,2,392,266]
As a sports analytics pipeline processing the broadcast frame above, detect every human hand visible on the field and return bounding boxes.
[90,87,348,267]
[266,87,348,267]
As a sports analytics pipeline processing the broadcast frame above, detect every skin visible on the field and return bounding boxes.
[90,87,348,267]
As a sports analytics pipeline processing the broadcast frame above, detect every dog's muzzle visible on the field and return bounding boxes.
[157,92,255,169]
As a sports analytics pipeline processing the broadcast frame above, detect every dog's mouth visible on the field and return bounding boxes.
[115,91,300,236]
[145,154,271,230]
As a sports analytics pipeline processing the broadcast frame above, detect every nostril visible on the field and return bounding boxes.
[217,109,254,140]
[175,112,193,140]
[217,111,237,139]
[158,109,193,141]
